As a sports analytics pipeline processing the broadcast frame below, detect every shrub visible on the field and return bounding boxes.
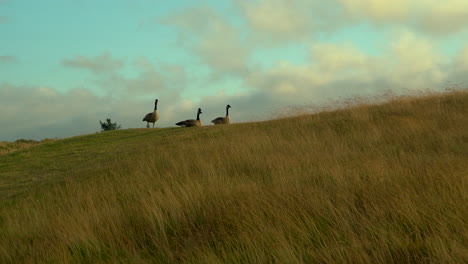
[99,118,121,131]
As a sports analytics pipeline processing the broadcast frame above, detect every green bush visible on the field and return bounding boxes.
[100,118,121,132]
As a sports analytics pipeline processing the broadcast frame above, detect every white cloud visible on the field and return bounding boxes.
[236,0,342,44]
[237,0,312,39]
[62,54,187,100]
[0,55,205,141]
[0,83,105,141]
[233,0,468,42]
[454,46,468,69]
[0,82,190,141]
[309,43,372,76]
[339,0,468,35]
[448,45,468,84]
[338,0,409,22]
[161,6,249,77]
[239,31,454,115]
[94,58,187,101]
[385,31,447,87]
[416,0,468,34]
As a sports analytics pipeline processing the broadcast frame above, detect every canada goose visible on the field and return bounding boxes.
[175,108,203,127]
[211,104,231,125]
[142,99,159,128]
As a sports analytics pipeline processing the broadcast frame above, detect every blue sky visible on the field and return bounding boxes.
[1,0,468,141]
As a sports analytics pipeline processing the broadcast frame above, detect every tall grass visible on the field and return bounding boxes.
[0,139,54,157]
[0,91,467,263]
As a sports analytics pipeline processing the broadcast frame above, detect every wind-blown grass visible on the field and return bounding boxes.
[0,139,53,157]
[0,90,467,263]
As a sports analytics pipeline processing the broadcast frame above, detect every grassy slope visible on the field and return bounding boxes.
[0,139,46,157]
[0,91,467,263]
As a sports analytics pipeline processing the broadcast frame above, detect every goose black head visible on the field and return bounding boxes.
[198,108,203,114]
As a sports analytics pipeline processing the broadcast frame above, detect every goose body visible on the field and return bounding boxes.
[143,99,159,128]
[176,108,202,127]
[211,104,231,125]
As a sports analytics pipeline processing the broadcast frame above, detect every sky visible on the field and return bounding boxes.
[1,0,468,141]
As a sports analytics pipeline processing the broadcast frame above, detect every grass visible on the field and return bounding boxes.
[0,90,467,263]
[0,139,52,157]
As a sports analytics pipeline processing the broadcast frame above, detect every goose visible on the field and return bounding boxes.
[175,108,203,127]
[211,104,231,125]
[142,99,159,128]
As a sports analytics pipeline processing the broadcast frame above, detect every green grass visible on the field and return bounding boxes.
[0,90,467,263]
[0,128,185,200]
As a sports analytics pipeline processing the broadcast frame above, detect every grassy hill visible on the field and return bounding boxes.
[1,90,467,263]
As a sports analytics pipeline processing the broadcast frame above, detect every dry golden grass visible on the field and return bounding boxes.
[0,139,52,157]
[0,90,467,263]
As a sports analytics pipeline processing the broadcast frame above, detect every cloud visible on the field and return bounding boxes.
[246,43,375,98]
[61,53,188,103]
[0,55,15,63]
[338,0,468,35]
[156,2,466,125]
[0,55,200,141]
[448,45,468,84]
[453,46,468,70]
[62,52,124,74]
[310,43,371,74]
[0,83,106,141]
[0,81,188,141]
[237,0,312,39]
[385,31,447,86]
[161,6,249,77]
[238,31,453,114]
[61,54,182,96]
[192,34,463,125]
[0,55,192,141]
[91,57,187,100]
[338,0,409,22]
[236,0,342,43]
[233,0,468,42]
[416,0,468,34]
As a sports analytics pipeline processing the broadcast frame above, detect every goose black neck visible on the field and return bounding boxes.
[196,112,200,120]
[226,106,229,116]
[154,101,158,110]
